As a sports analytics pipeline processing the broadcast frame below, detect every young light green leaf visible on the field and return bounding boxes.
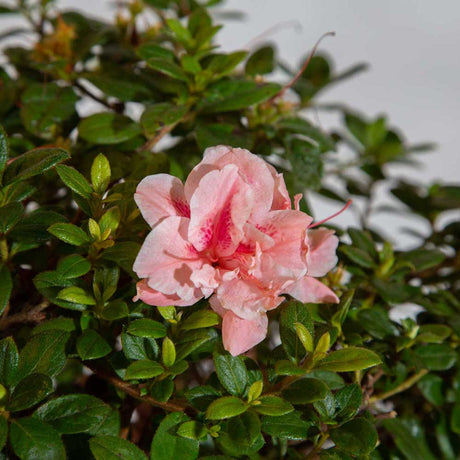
[162,337,176,367]
[294,322,314,353]
[181,310,219,331]
[56,164,93,198]
[247,380,263,403]
[253,396,294,416]
[57,286,96,305]
[124,359,163,380]
[91,153,111,194]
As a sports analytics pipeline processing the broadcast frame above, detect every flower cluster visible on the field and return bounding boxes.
[133,146,339,355]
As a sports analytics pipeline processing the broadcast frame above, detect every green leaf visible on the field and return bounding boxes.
[282,378,329,404]
[0,202,23,233]
[10,417,65,460]
[415,344,457,370]
[35,394,112,434]
[206,51,248,77]
[348,228,377,258]
[124,360,163,380]
[90,435,148,460]
[127,318,167,338]
[32,318,76,335]
[77,330,111,360]
[185,385,221,411]
[451,403,460,434]
[0,414,7,451]
[137,43,175,61]
[247,380,263,403]
[227,411,261,447]
[162,337,176,367]
[340,246,377,268]
[146,58,189,82]
[181,310,219,331]
[253,396,294,416]
[246,45,275,75]
[398,249,445,271]
[121,333,158,361]
[99,206,120,235]
[17,330,69,382]
[3,148,69,185]
[416,324,452,343]
[331,290,354,328]
[261,411,311,440]
[330,418,378,456]
[358,309,399,339]
[8,373,53,412]
[57,286,96,305]
[274,360,306,376]
[102,241,140,275]
[316,347,381,372]
[294,322,314,353]
[0,336,18,386]
[334,384,362,420]
[48,222,90,246]
[141,103,188,137]
[79,113,142,145]
[151,412,199,460]
[0,124,8,180]
[0,264,12,315]
[177,421,207,440]
[101,299,129,320]
[214,352,248,396]
[20,83,77,140]
[201,81,281,113]
[206,396,248,420]
[150,376,174,403]
[280,301,314,362]
[417,374,444,406]
[56,254,91,279]
[307,370,345,390]
[195,122,254,151]
[56,164,92,198]
[91,153,111,194]
[9,209,65,243]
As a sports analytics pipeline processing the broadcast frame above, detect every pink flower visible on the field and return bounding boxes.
[133,146,342,356]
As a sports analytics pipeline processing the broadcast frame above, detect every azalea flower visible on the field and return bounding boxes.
[133,146,345,356]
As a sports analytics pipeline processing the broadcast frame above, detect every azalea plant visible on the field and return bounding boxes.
[0,1,459,459]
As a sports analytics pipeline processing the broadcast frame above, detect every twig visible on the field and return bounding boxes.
[368,369,429,404]
[85,362,193,413]
[74,80,117,111]
[0,300,49,331]
[138,124,175,153]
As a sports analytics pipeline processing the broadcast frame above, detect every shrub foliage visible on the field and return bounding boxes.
[0,1,459,458]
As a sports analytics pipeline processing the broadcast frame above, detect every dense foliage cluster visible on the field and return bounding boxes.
[0,1,459,458]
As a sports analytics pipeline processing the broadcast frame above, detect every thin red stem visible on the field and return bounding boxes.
[308,199,352,229]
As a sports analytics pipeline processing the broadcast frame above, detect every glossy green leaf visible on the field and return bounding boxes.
[121,333,158,361]
[48,222,90,246]
[8,373,53,412]
[316,347,381,372]
[124,360,163,380]
[141,103,187,137]
[0,264,12,315]
[253,396,294,416]
[415,344,457,370]
[330,418,378,455]
[101,299,129,320]
[417,374,444,406]
[79,113,142,145]
[181,310,219,331]
[90,435,148,460]
[162,337,176,367]
[127,318,167,338]
[0,336,18,386]
[10,417,65,460]
[56,254,91,279]
[334,384,362,420]
[282,378,329,404]
[206,396,248,420]
[214,352,248,396]
[177,421,207,440]
[91,153,111,194]
[150,412,199,460]
[0,414,7,451]
[56,164,92,198]
[35,394,112,434]
[0,202,23,233]
[57,286,96,305]
[261,411,311,440]
[227,411,261,447]
[77,330,111,360]
[0,124,8,180]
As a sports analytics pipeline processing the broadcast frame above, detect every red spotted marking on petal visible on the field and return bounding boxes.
[173,199,190,217]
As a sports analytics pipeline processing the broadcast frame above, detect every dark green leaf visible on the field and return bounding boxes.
[177,421,207,441]
[3,148,69,185]
[185,385,221,411]
[150,376,174,402]
[77,330,111,360]
[340,246,376,268]
[48,223,90,246]
[10,417,65,460]
[17,330,69,382]
[127,318,167,338]
[246,46,275,75]
[0,264,12,315]
[56,254,91,279]
[280,301,314,362]
[101,299,129,320]
[146,58,189,82]
[0,415,7,451]
[0,336,18,386]
[206,396,248,420]
[214,352,248,396]
[35,394,112,434]
[253,396,294,416]
[282,378,329,404]
[124,359,163,380]
[56,165,92,199]
[0,124,8,180]
[334,384,362,420]
[417,374,444,406]
[330,418,378,455]
[415,344,457,371]
[141,103,187,137]
[150,412,199,460]
[121,333,158,361]
[316,347,381,372]
[0,202,23,233]
[358,309,399,339]
[90,435,147,460]
[79,113,142,145]
[8,373,53,412]
[261,411,311,440]
[227,411,261,446]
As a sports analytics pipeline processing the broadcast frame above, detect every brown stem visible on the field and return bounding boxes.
[138,124,175,153]
[0,300,49,331]
[74,81,117,111]
[368,369,428,404]
[85,362,193,413]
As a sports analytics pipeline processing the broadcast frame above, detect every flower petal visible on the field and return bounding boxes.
[133,216,205,300]
[188,164,253,257]
[134,174,190,228]
[134,280,199,306]
[222,310,268,356]
[305,228,339,277]
[284,276,339,303]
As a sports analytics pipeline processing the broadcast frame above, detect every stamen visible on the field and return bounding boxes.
[308,199,352,229]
